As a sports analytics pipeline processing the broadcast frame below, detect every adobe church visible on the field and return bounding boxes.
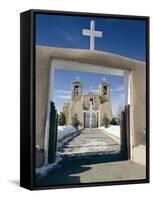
[63,80,112,128]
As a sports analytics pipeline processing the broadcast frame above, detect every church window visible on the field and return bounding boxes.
[103,86,107,95]
[74,86,79,95]
[90,98,94,105]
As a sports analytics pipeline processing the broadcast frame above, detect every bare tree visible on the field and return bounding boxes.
[117,105,124,119]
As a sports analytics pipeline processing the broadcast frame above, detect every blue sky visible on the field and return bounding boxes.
[53,69,125,116]
[35,14,146,116]
[36,14,146,61]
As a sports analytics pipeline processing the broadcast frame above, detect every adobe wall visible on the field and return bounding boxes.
[36,45,146,161]
[69,99,84,127]
[63,102,70,126]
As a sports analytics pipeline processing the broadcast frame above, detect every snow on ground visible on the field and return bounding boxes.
[36,126,79,176]
[36,153,62,176]
[60,128,120,156]
[99,125,120,138]
[58,126,76,140]
[57,125,81,148]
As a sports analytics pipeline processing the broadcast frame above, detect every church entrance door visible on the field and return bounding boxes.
[84,112,97,128]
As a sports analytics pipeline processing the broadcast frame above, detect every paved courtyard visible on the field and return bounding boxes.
[36,128,146,186]
[36,160,146,186]
[59,128,120,157]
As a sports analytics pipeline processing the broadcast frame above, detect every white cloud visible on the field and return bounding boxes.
[84,89,98,94]
[56,89,71,94]
[59,95,71,100]
[110,85,124,93]
[59,30,81,42]
[91,89,99,93]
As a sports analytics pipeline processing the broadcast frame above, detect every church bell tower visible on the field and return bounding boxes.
[71,81,83,100]
[98,81,110,103]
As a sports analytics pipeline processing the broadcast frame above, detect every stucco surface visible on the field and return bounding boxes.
[36,45,146,154]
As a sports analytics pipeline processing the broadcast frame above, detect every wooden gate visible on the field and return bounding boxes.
[120,105,130,159]
[48,101,58,164]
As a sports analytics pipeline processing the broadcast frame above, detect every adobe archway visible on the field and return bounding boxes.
[35,45,146,167]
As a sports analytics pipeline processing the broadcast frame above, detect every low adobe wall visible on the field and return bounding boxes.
[35,45,146,162]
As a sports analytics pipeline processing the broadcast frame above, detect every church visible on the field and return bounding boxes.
[63,80,112,128]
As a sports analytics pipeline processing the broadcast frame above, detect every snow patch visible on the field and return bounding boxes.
[57,126,76,140]
[36,126,80,176]
[36,153,62,176]
[57,126,81,148]
[99,125,120,138]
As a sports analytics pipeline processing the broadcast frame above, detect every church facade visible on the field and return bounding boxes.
[63,80,112,128]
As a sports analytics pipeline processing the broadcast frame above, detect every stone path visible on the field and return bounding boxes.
[59,128,120,157]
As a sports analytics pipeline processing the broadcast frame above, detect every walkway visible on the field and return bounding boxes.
[36,160,146,186]
[59,128,120,157]
[36,129,146,186]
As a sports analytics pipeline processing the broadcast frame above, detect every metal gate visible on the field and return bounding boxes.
[84,112,97,128]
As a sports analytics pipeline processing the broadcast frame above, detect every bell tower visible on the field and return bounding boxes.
[98,81,112,126]
[98,81,110,103]
[71,81,83,100]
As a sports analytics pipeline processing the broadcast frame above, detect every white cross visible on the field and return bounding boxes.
[76,76,80,81]
[82,20,103,51]
[102,77,106,82]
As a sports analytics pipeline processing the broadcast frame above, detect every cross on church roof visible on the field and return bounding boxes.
[76,76,80,81]
[102,77,106,82]
[82,20,103,51]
